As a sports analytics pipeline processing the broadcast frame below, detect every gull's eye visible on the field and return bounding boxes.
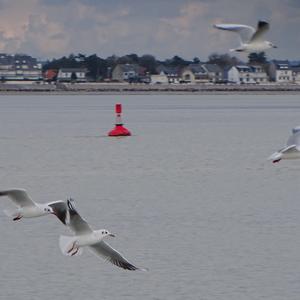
[105,231,107,234]
[102,231,104,234]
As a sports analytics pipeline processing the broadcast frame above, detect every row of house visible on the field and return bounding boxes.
[109,61,300,85]
[0,54,88,83]
[225,65,269,84]
[44,68,88,82]
[0,53,299,85]
[0,66,88,84]
[0,54,42,81]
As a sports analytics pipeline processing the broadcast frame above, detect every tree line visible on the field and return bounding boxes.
[43,52,268,81]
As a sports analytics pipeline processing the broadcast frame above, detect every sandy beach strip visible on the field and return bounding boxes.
[0,82,300,95]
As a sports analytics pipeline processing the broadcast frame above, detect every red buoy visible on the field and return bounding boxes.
[115,103,122,114]
[108,103,131,137]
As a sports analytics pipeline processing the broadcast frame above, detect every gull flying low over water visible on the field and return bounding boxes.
[268,127,300,163]
[0,188,68,223]
[214,20,277,52]
[59,198,146,271]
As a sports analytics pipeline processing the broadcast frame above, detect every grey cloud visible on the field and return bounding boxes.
[0,0,12,9]
[50,33,65,40]
[39,0,72,5]
[284,0,300,8]
[1,0,300,60]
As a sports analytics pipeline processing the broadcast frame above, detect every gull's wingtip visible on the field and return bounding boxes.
[268,151,282,162]
[213,24,223,30]
[67,197,76,210]
[257,20,270,31]
[258,20,269,25]
[0,188,27,195]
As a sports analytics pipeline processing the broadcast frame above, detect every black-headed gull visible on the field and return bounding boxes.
[269,127,300,163]
[214,20,277,52]
[0,188,68,223]
[59,199,146,271]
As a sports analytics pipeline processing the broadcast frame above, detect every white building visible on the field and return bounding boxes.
[201,64,223,83]
[57,68,87,82]
[0,54,42,81]
[226,65,269,84]
[181,64,209,83]
[292,67,300,84]
[181,63,223,83]
[111,64,142,82]
[227,66,252,84]
[155,65,181,83]
[150,72,169,84]
[250,65,269,84]
[268,60,293,83]
[276,66,293,83]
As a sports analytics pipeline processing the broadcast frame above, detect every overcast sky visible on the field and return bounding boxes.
[0,0,298,60]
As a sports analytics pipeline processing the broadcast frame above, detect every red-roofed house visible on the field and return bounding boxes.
[44,69,58,82]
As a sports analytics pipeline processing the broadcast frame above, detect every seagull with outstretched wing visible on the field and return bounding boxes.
[214,20,277,52]
[0,188,68,223]
[268,127,300,163]
[59,198,146,271]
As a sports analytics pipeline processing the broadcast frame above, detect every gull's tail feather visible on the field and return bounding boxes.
[59,235,82,256]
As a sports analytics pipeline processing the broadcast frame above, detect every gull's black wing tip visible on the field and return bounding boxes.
[257,20,269,28]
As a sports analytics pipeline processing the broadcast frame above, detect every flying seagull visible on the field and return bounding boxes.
[59,198,146,271]
[268,127,300,163]
[214,20,277,52]
[0,188,68,223]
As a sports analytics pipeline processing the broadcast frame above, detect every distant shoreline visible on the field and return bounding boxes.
[0,83,300,95]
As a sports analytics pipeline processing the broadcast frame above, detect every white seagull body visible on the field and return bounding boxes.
[268,127,300,163]
[59,199,146,271]
[214,20,277,52]
[0,189,68,223]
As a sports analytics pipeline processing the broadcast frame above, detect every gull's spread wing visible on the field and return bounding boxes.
[250,20,270,42]
[66,198,93,235]
[214,23,255,43]
[281,144,298,154]
[89,241,141,271]
[48,200,69,224]
[0,189,36,208]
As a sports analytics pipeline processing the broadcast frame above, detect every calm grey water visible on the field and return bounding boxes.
[0,94,300,300]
